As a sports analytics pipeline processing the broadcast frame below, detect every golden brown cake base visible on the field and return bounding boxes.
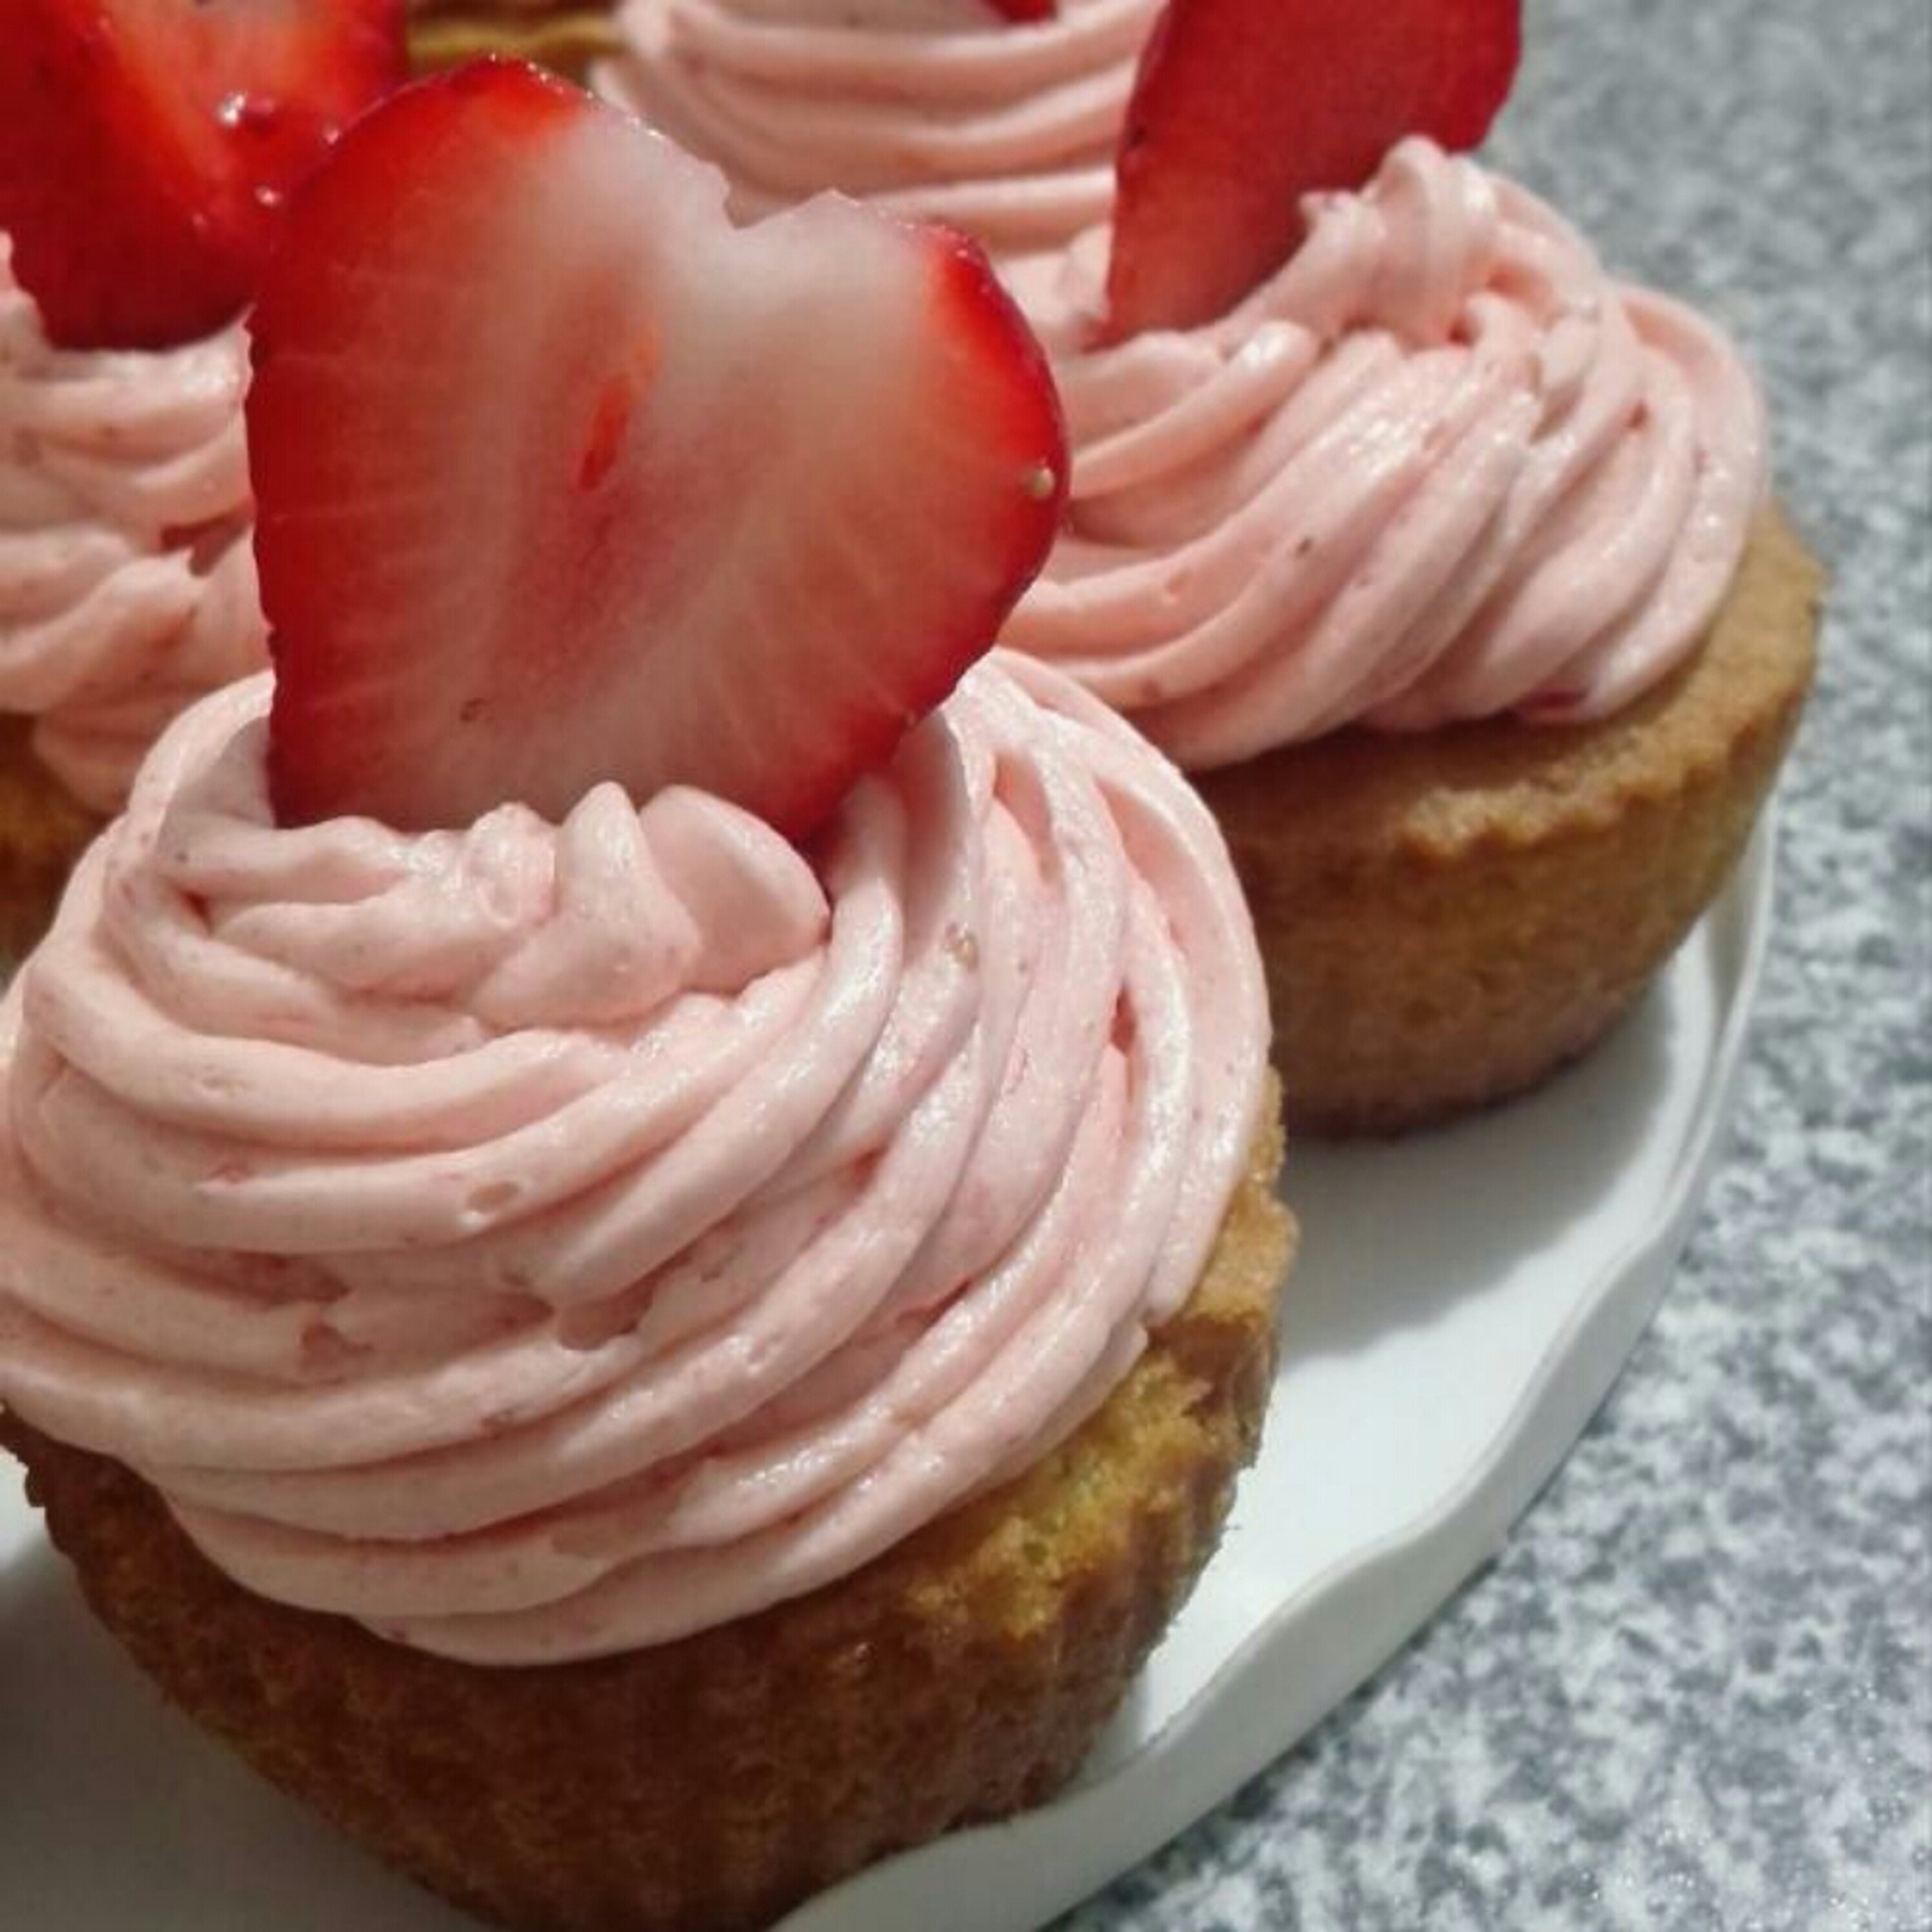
[0,717,99,963]
[1197,506,1824,1137]
[408,6,619,82]
[1,1100,1292,1932]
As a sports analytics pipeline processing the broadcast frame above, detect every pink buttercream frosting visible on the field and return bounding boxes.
[1001,139,1770,764]
[0,238,267,813]
[0,655,1267,1665]
[597,0,1160,273]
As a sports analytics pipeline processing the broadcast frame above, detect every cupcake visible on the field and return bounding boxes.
[0,0,406,948]
[997,0,1823,1133]
[596,0,1161,288]
[0,238,258,947]
[0,62,1292,1932]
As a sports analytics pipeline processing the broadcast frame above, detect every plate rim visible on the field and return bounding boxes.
[779,821,1779,1932]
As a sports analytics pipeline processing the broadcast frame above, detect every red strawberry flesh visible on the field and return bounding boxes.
[1107,0,1521,337]
[987,0,1058,21]
[250,60,1067,839]
[0,0,406,350]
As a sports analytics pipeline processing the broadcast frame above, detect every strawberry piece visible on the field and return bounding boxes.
[0,0,406,350]
[250,61,1067,839]
[987,0,1058,20]
[1107,0,1521,336]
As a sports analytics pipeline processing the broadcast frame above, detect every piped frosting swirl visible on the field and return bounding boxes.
[1002,139,1769,762]
[597,0,1161,269]
[0,655,1266,1664]
[0,239,266,813]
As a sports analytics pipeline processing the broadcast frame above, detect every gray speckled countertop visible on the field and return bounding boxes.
[1058,1,1932,1927]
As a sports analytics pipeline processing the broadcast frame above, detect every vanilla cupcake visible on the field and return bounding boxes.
[0,5,406,948]
[998,4,1821,1133]
[1,656,1287,1930]
[0,65,1291,1932]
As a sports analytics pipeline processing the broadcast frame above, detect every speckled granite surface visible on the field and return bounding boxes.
[1056,2,1932,1928]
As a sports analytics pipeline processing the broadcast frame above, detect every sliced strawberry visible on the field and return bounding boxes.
[987,0,1058,21]
[0,0,407,350]
[1107,0,1521,336]
[250,61,1067,838]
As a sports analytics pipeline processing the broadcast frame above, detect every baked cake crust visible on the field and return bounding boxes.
[408,6,621,82]
[0,718,98,962]
[1198,506,1823,1136]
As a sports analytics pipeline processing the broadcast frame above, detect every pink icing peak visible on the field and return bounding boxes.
[0,659,1267,1663]
[0,236,267,812]
[1001,138,1770,760]
[597,0,1162,268]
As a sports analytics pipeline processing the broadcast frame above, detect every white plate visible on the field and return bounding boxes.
[0,828,1775,1932]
